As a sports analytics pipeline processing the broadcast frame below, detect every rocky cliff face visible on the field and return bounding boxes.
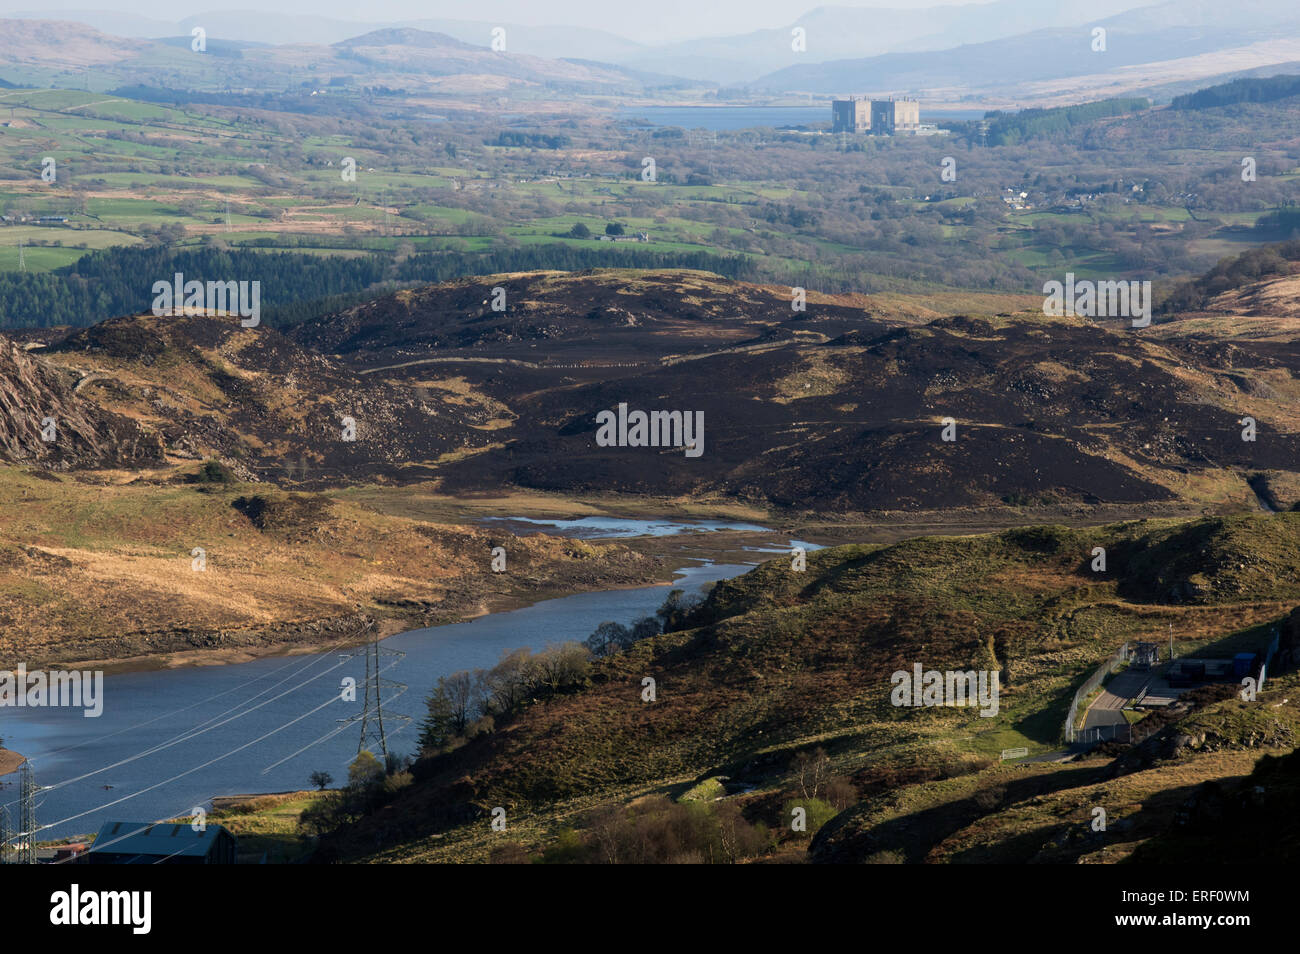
[0,334,164,470]
[41,313,498,484]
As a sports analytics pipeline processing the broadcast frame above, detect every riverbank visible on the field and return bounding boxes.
[0,471,677,674]
[0,486,811,681]
[38,517,825,676]
[65,559,705,677]
[342,487,1222,539]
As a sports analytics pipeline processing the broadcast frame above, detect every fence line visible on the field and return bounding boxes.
[1072,722,1131,746]
[1063,641,1130,745]
[1259,629,1280,693]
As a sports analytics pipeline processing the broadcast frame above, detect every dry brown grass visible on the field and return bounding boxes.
[0,468,658,670]
[0,749,25,776]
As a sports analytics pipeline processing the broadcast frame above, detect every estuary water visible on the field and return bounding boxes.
[615,105,992,131]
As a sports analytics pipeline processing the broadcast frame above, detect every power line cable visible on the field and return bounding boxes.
[4,648,362,818]
[35,693,344,833]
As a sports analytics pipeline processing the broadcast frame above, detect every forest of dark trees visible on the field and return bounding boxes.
[0,244,760,329]
[969,97,1151,146]
[1171,74,1300,110]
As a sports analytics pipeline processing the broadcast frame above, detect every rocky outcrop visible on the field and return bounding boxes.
[0,333,164,470]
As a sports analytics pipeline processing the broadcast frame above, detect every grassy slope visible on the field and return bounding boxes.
[0,465,660,669]
[313,512,1300,862]
[817,672,1300,863]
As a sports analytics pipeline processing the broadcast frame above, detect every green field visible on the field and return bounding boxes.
[0,84,1293,305]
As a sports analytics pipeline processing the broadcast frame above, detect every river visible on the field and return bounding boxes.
[0,518,816,842]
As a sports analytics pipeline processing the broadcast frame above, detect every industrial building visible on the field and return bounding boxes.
[871,98,921,134]
[84,821,237,864]
[831,96,922,135]
[831,96,872,134]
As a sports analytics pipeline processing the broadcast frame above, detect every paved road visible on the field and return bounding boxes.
[1083,668,1151,733]
[1018,750,1073,763]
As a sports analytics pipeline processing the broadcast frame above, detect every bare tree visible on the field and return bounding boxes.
[793,747,832,801]
[443,670,474,733]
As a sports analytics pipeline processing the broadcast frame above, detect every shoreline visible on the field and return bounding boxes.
[0,749,25,776]
[39,551,727,678]
[6,499,1227,678]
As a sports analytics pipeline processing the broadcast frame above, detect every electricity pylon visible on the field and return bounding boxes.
[18,761,36,864]
[0,803,12,864]
[338,640,409,759]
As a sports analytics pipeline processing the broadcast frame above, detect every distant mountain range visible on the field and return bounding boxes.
[0,0,1244,84]
[0,19,669,94]
[618,0,1148,83]
[754,0,1300,97]
[4,0,1300,102]
[3,8,651,62]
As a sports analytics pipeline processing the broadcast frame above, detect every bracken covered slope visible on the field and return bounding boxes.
[312,513,1300,863]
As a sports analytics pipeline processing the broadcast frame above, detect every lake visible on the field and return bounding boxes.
[0,518,817,841]
[480,515,771,537]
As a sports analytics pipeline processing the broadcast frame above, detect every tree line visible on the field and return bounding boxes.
[0,243,764,331]
[1171,74,1300,110]
[968,97,1150,146]
[0,246,386,330]
[418,588,704,754]
[490,131,573,149]
[1157,238,1300,313]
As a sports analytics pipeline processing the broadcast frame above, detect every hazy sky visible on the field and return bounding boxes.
[0,0,1002,43]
